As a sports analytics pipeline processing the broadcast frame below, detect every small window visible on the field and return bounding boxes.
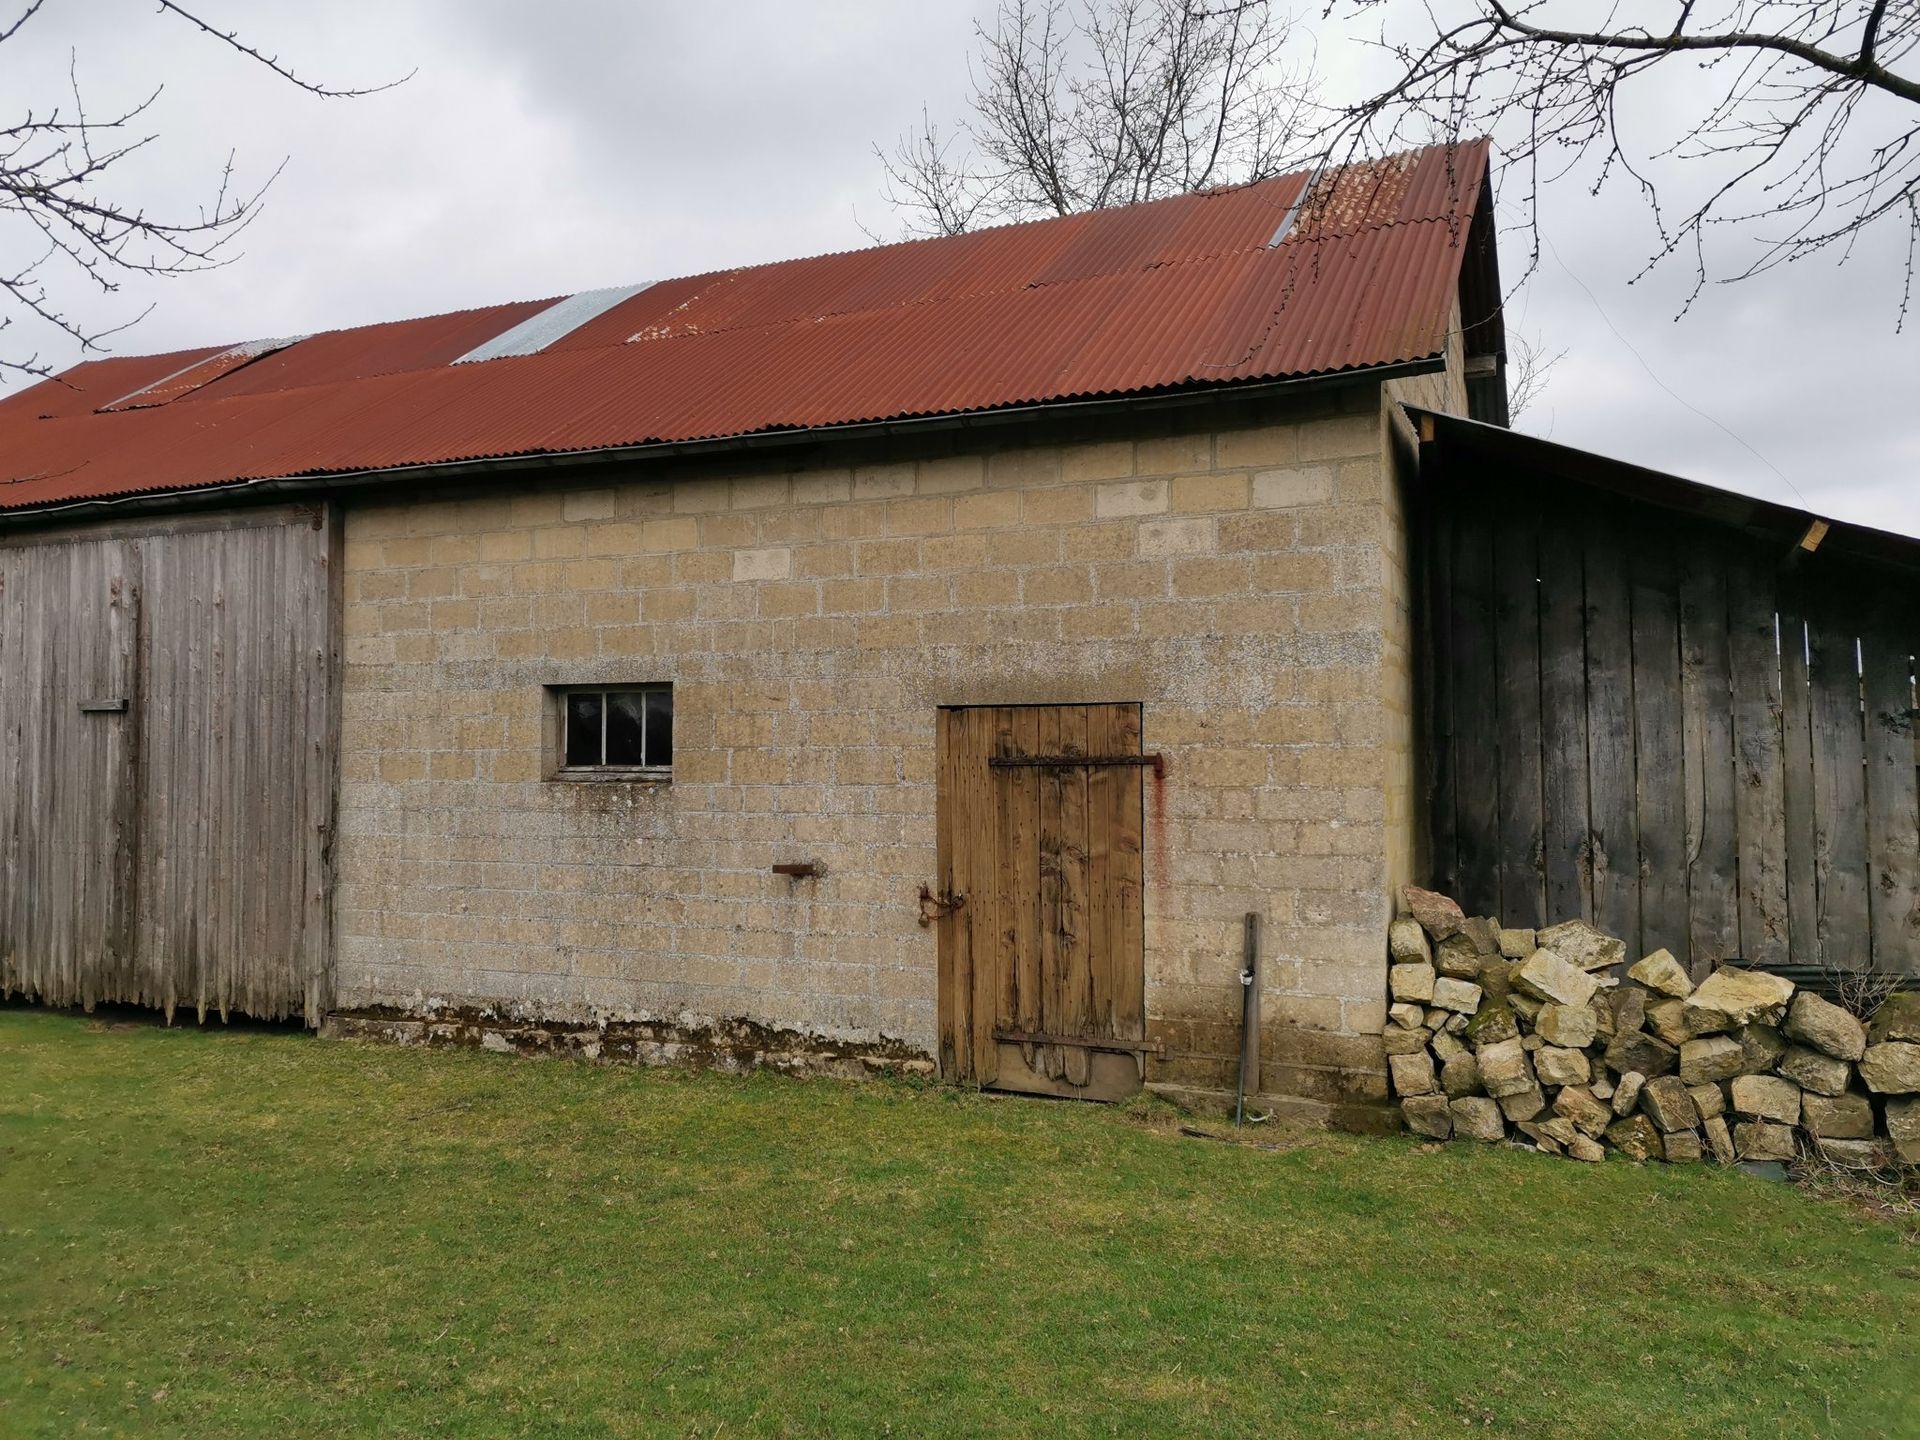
[555,685,671,776]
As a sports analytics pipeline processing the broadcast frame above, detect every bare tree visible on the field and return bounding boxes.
[0,1,406,382]
[1325,3,1920,324]
[878,0,1312,236]
[1505,328,1564,420]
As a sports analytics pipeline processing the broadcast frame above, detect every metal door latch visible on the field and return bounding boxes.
[917,883,965,927]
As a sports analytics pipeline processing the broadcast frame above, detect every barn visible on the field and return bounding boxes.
[2,138,1912,1125]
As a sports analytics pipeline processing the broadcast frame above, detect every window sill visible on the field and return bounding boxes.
[549,766,673,785]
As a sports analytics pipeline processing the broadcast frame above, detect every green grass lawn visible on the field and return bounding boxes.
[1,1009,1915,1439]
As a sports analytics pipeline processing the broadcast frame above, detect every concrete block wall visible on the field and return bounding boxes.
[332,380,1426,1111]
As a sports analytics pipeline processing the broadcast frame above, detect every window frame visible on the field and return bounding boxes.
[546,683,673,783]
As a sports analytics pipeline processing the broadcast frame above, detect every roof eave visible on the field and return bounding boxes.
[0,359,1443,526]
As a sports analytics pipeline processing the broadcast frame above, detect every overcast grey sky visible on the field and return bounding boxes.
[4,0,1914,535]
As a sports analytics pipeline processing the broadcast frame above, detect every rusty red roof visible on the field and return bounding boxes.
[0,141,1490,513]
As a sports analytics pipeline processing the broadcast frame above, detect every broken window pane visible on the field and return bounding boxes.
[605,690,647,765]
[565,691,603,766]
[643,686,673,767]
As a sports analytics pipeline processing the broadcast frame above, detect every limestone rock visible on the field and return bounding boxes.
[1777,1045,1851,1097]
[1553,1084,1613,1138]
[1466,1000,1520,1047]
[1800,1092,1874,1140]
[1476,1038,1535,1098]
[1782,991,1867,1061]
[1388,1002,1426,1029]
[1440,1054,1483,1099]
[1402,1094,1453,1138]
[1431,976,1484,1014]
[1497,1085,1548,1123]
[1450,1096,1506,1142]
[1388,918,1433,965]
[1563,1133,1603,1162]
[1885,1096,1920,1165]
[1430,1029,1470,1065]
[1608,986,1649,1036]
[1733,1120,1798,1162]
[1434,934,1484,980]
[1514,949,1601,1009]
[1527,1116,1579,1147]
[1535,1003,1598,1050]
[1441,1012,1470,1035]
[1402,886,1466,941]
[1536,919,1627,973]
[1382,1026,1429,1057]
[1640,1075,1701,1134]
[1729,1073,1802,1126]
[1603,1030,1678,1080]
[1497,927,1536,959]
[1678,1035,1745,1086]
[1868,993,1920,1045]
[1590,1072,1615,1102]
[1388,1051,1437,1097]
[1389,962,1436,1005]
[1535,1045,1591,1088]
[1703,1115,1736,1165]
[1628,949,1693,999]
[1645,998,1692,1048]
[1683,967,1795,1036]
[1510,993,1544,1024]
[1606,1113,1662,1161]
[1458,916,1501,956]
[1610,1071,1646,1117]
[1661,1129,1703,1164]
[1686,1083,1727,1120]
[1813,1137,1890,1169]
[1477,958,1515,1003]
[1859,1041,1920,1094]
[1588,996,1617,1043]
[1521,1033,1545,1052]
[1737,1023,1788,1074]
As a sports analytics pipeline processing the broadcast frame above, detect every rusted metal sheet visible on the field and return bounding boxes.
[0,507,337,1021]
[0,142,1489,515]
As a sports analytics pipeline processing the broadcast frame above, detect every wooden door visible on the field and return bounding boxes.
[935,703,1147,1101]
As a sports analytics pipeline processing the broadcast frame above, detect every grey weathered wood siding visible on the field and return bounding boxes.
[0,506,338,1022]
[1423,479,1919,978]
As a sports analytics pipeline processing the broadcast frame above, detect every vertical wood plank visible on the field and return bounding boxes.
[1861,595,1920,973]
[1679,542,1740,975]
[1583,504,1640,951]
[1728,549,1789,966]
[1493,500,1545,928]
[1426,505,1458,898]
[1449,511,1500,917]
[1111,704,1146,1050]
[964,707,999,1085]
[1036,705,1065,1080]
[1536,496,1590,925]
[1808,585,1872,966]
[1056,706,1092,1087]
[1630,525,1687,963]
[1085,705,1118,1039]
[1777,580,1819,967]
[1010,707,1044,1064]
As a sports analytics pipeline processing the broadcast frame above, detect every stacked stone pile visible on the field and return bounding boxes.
[1386,887,1920,1167]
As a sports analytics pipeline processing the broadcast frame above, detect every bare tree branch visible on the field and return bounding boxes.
[877,0,1314,236]
[1320,2,1920,325]
[0,3,404,381]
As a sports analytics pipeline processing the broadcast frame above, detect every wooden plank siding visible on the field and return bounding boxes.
[1423,475,1920,976]
[0,507,339,1022]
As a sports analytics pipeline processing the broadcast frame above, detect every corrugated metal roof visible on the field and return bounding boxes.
[0,141,1490,513]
